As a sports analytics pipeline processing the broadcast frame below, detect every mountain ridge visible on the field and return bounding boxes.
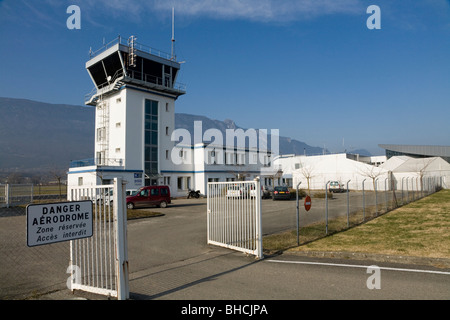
[0,97,370,175]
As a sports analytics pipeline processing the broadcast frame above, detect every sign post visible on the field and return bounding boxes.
[27,201,93,247]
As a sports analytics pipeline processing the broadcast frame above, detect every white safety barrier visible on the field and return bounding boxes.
[67,178,129,300]
[207,180,263,259]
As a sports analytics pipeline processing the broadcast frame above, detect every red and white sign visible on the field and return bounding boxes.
[304,195,312,211]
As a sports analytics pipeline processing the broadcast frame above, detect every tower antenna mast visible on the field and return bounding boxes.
[171,7,175,60]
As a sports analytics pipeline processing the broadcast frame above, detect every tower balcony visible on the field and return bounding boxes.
[84,68,186,105]
[84,36,186,106]
[70,158,124,169]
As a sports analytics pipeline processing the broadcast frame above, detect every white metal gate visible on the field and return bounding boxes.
[207,180,263,259]
[67,178,129,299]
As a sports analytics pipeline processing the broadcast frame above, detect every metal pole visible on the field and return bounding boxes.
[406,177,409,203]
[346,180,351,228]
[325,180,330,234]
[255,178,263,259]
[114,177,130,300]
[296,182,302,246]
[401,177,405,205]
[384,178,388,212]
[362,179,366,221]
[375,178,379,216]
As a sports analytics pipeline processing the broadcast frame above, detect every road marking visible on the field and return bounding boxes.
[268,259,450,275]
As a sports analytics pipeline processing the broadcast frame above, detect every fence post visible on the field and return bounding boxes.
[296,182,302,246]
[325,180,330,235]
[254,178,263,260]
[406,177,409,203]
[384,178,388,212]
[375,178,379,216]
[362,179,366,221]
[346,180,351,228]
[114,177,129,300]
[6,184,10,208]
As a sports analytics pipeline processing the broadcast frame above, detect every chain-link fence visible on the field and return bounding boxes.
[0,178,444,299]
[262,175,444,250]
[0,191,69,300]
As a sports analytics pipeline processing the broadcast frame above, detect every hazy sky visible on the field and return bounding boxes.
[1,0,449,155]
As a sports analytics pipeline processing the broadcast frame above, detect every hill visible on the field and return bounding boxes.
[0,97,367,178]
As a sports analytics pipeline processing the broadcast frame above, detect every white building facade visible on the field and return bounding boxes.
[67,37,273,197]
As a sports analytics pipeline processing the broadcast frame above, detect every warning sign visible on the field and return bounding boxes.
[304,195,312,211]
[27,201,93,247]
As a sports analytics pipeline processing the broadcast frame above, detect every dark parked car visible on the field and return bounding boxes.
[126,185,171,209]
[272,186,291,200]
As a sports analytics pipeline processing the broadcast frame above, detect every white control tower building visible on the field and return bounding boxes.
[68,36,186,189]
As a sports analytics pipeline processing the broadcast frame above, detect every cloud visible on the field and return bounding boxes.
[83,0,364,23]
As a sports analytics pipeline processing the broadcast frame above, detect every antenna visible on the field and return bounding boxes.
[171,7,176,60]
[128,35,137,67]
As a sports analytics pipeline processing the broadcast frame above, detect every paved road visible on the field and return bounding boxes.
[4,194,448,304]
[124,197,449,301]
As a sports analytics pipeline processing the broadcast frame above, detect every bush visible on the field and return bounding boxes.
[288,188,307,199]
[313,191,333,199]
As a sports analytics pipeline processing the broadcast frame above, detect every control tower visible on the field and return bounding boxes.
[68,35,186,188]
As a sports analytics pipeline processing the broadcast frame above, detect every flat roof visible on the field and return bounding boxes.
[379,144,450,158]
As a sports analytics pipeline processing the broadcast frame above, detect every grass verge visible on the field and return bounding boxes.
[263,190,450,260]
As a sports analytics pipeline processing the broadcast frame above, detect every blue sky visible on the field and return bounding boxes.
[0,0,449,155]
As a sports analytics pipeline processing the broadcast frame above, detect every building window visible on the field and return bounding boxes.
[145,99,158,185]
[97,127,105,142]
[165,150,169,160]
[78,177,83,186]
[166,126,169,136]
[186,177,191,189]
[177,177,183,190]
[163,176,171,186]
[166,102,169,112]
[116,97,121,103]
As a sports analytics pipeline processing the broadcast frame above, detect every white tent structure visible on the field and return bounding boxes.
[382,156,450,191]
[285,153,390,191]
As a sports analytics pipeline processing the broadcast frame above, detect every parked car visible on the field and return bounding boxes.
[249,184,263,198]
[95,189,139,205]
[126,189,138,196]
[126,185,171,209]
[272,186,291,200]
[329,181,345,193]
[226,185,245,199]
[262,186,272,199]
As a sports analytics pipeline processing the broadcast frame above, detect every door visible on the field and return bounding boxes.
[148,187,160,206]
[136,188,151,208]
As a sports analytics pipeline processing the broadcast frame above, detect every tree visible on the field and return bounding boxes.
[298,160,315,195]
[358,164,385,191]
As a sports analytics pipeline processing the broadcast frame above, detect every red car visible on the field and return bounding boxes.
[126,186,171,209]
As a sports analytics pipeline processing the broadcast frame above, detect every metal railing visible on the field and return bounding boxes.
[68,178,129,299]
[89,35,175,62]
[70,158,124,168]
[84,67,186,104]
[207,180,263,259]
